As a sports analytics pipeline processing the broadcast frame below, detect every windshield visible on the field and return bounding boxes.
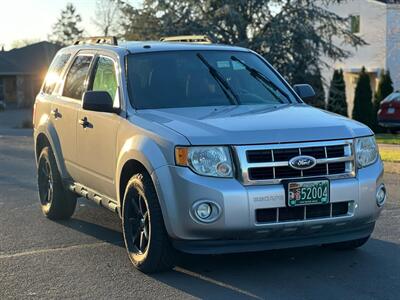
[127,50,298,109]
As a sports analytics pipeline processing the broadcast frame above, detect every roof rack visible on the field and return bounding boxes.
[73,36,118,46]
[160,35,212,44]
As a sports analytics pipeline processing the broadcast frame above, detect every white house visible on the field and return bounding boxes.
[321,0,400,116]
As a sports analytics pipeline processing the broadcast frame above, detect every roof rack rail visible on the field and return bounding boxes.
[160,35,212,44]
[73,36,118,46]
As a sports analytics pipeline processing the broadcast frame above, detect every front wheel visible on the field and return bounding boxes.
[323,236,370,250]
[37,146,77,220]
[122,173,175,273]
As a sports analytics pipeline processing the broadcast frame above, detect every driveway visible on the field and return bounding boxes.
[0,132,399,299]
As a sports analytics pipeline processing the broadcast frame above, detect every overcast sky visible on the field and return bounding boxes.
[0,0,140,50]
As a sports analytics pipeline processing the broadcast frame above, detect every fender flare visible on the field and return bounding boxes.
[35,114,69,180]
[115,135,170,207]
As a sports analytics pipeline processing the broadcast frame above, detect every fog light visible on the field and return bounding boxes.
[376,184,387,207]
[196,203,212,219]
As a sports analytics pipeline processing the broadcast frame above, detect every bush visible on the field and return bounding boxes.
[327,69,347,116]
[373,70,393,132]
[21,119,33,129]
[352,67,374,129]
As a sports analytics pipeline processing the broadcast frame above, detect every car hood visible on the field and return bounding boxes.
[135,104,373,145]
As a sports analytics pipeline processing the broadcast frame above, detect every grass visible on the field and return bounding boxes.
[380,148,400,163]
[376,134,400,145]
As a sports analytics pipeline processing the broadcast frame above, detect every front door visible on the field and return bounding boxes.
[54,54,94,179]
[76,55,121,199]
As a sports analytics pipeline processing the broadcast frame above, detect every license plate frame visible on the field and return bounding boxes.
[287,179,330,207]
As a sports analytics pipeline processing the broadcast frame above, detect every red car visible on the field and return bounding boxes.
[378,91,400,133]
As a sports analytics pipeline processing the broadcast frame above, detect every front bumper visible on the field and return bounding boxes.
[152,159,384,254]
[379,120,400,128]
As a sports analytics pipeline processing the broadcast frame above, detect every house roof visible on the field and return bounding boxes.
[0,41,61,76]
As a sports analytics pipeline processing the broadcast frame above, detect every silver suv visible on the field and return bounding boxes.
[33,37,386,273]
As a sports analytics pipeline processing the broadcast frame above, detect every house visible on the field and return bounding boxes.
[0,42,61,107]
[321,0,400,116]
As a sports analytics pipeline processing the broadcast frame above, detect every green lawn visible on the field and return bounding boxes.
[380,149,400,163]
[375,134,400,145]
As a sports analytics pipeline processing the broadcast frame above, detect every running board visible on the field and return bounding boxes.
[68,182,119,214]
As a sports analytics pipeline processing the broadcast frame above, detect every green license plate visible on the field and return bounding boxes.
[288,180,329,207]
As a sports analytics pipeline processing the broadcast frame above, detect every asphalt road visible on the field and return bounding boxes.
[1,131,399,300]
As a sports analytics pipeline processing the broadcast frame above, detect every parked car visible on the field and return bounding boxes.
[33,36,386,273]
[378,90,400,133]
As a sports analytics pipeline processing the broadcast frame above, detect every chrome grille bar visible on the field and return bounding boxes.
[234,139,355,185]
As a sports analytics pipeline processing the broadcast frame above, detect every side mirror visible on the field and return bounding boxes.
[293,84,316,101]
[82,91,114,113]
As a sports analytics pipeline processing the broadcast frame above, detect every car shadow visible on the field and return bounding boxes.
[55,200,400,299]
[153,238,400,299]
[56,198,124,247]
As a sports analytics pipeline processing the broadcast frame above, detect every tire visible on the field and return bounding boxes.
[37,146,77,220]
[323,236,370,250]
[122,173,175,273]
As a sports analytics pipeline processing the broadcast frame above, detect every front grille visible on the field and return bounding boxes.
[256,201,352,223]
[235,140,355,185]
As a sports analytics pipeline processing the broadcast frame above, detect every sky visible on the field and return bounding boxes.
[0,0,140,50]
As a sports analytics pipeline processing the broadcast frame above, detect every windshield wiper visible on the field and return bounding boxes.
[196,53,240,105]
[231,55,291,104]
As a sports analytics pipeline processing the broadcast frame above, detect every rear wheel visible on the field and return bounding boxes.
[323,236,370,250]
[37,146,77,220]
[122,173,175,273]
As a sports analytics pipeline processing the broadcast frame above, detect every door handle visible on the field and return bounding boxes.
[78,117,91,128]
[51,108,61,119]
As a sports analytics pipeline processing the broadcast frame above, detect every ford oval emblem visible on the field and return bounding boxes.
[289,155,317,170]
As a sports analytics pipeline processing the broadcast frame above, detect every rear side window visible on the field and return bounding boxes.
[63,55,93,100]
[42,53,71,95]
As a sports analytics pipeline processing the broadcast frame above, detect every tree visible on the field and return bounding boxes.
[92,0,122,36]
[374,70,393,112]
[299,67,326,109]
[327,69,347,116]
[372,70,393,132]
[352,67,374,129]
[117,0,366,93]
[49,3,83,45]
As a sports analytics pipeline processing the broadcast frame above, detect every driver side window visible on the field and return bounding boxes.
[91,56,119,107]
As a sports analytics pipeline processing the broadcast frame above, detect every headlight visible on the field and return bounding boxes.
[175,146,233,177]
[355,136,378,168]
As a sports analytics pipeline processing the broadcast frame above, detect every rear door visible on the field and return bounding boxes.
[54,53,94,180]
[76,54,122,199]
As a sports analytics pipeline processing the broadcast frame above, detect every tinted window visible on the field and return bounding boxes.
[91,57,118,102]
[42,53,71,95]
[127,51,296,109]
[63,55,93,100]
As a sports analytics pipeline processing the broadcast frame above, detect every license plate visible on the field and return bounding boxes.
[288,180,329,207]
[388,108,395,114]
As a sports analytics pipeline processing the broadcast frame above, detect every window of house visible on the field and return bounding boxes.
[91,56,118,106]
[350,15,360,34]
[63,55,93,100]
[42,53,71,95]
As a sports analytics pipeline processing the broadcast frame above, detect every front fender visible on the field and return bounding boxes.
[115,135,170,205]
[34,114,69,180]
